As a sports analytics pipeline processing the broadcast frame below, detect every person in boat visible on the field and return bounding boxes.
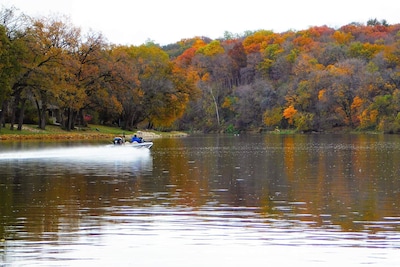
[113,137,123,145]
[131,134,142,143]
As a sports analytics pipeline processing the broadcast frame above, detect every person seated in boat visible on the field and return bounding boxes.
[131,134,142,143]
[113,137,123,145]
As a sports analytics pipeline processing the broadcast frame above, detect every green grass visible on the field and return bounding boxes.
[268,129,298,134]
[0,124,138,140]
[0,124,131,134]
[0,124,186,141]
[84,125,136,135]
[0,125,42,135]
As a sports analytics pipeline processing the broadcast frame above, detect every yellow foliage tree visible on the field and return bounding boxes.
[221,96,237,111]
[242,30,274,53]
[359,109,379,129]
[351,96,363,110]
[263,107,283,127]
[332,31,353,44]
[196,40,224,56]
[318,89,327,102]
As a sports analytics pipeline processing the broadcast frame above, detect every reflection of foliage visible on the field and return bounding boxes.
[1,135,400,240]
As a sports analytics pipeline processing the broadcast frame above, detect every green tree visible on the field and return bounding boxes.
[0,7,31,131]
[0,25,13,129]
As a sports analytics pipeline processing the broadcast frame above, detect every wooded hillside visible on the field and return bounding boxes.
[1,7,400,133]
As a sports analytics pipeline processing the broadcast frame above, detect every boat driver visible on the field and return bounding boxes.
[131,134,142,143]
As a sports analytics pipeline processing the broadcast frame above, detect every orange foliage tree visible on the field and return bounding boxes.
[283,105,297,125]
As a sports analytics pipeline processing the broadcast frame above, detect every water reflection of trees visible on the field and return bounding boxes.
[0,156,153,241]
[279,134,400,232]
[1,135,400,243]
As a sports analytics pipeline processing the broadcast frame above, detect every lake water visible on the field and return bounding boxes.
[0,134,399,266]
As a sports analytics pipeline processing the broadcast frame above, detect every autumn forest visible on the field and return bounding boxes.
[1,7,400,133]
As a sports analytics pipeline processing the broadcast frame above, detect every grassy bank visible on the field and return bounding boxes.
[0,124,184,141]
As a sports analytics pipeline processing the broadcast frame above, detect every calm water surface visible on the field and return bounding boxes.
[0,134,399,266]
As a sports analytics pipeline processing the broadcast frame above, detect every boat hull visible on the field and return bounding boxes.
[111,137,153,149]
[128,142,153,149]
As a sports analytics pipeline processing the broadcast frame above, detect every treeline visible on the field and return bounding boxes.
[0,7,197,132]
[1,7,400,133]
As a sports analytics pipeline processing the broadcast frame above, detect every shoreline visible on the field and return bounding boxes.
[0,124,189,141]
[0,124,385,141]
[0,133,116,141]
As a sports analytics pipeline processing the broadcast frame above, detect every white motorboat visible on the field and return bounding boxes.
[112,137,153,149]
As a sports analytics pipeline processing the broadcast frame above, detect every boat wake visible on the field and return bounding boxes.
[0,145,150,162]
[0,145,153,177]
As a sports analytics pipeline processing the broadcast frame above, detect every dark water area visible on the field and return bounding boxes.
[0,134,399,266]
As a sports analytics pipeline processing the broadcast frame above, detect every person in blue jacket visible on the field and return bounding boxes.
[131,134,142,143]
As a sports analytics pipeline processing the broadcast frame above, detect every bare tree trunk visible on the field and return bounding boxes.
[39,104,47,130]
[78,108,87,127]
[66,108,73,131]
[9,95,18,130]
[0,100,6,130]
[0,103,3,131]
[17,98,26,131]
[71,110,77,129]
[209,87,220,126]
